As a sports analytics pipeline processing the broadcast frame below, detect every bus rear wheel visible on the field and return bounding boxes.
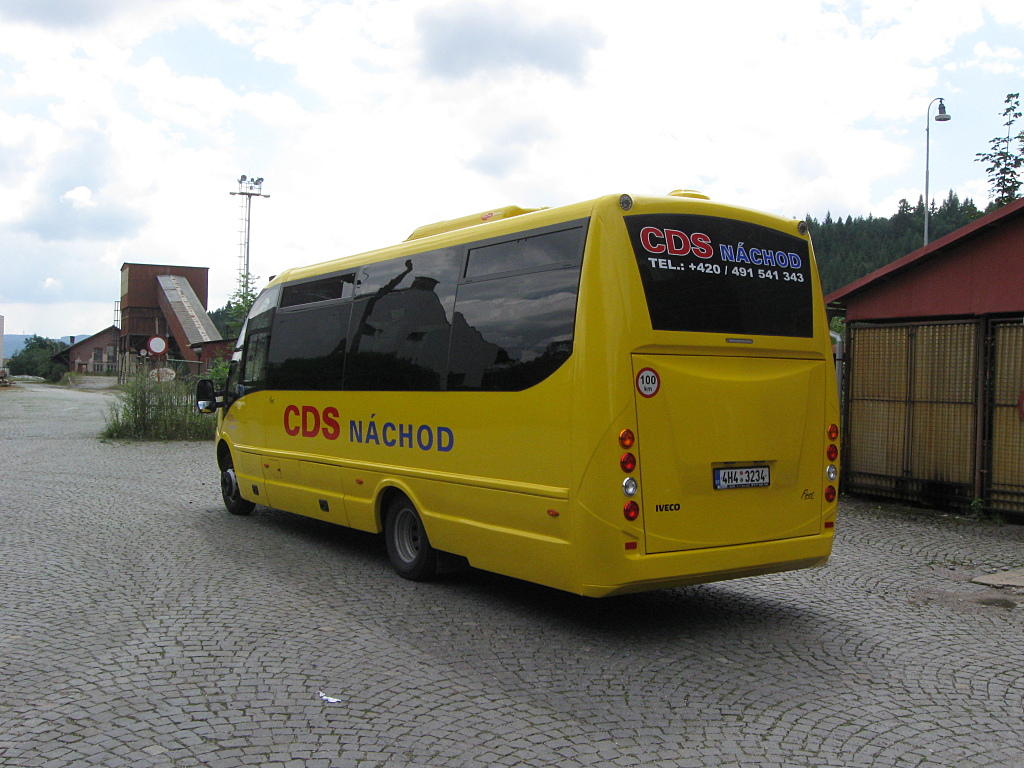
[384,495,437,581]
[221,458,254,516]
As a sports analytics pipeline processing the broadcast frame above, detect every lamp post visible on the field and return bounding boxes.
[924,98,951,246]
[229,175,269,293]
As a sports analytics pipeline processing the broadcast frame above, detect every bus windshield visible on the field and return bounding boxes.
[626,213,813,337]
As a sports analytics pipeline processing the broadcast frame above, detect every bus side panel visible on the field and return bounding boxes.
[352,474,576,591]
[233,448,265,504]
[431,487,575,591]
[262,457,349,526]
[567,209,650,592]
[220,391,269,505]
[255,372,574,588]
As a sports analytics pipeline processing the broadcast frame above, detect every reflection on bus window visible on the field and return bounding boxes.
[345,250,461,390]
[449,269,579,390]
[465,227,584,280]
[261,223,587,392]
[280,274,354,307]
[268,302,351,390]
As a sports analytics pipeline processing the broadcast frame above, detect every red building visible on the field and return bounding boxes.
[826,198,1024,516]
[119,263,231,376]
[55,325,121,374]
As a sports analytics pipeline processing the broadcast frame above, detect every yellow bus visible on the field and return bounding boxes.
[197,190,840,597]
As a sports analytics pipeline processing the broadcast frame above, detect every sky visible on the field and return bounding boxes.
[0,0,1022,338]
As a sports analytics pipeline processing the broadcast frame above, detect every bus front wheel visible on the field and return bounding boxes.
[384,496,437,581]
[221,458,255,516]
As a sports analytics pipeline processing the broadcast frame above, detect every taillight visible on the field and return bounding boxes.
[619,430,639,522]
[825,424,839,509]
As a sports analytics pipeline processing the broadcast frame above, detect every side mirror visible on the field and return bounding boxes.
[196,378,218,413]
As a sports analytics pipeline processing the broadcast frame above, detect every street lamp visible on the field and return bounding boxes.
[229,175,270,292]
[924,98,951,246]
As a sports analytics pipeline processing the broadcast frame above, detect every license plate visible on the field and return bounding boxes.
[713,466,770,490]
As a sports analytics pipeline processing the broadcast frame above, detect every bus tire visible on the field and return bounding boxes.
[221,458,254,516]
[384,495,437,581]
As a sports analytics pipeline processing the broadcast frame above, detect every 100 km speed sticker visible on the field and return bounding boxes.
[636,367,660,398]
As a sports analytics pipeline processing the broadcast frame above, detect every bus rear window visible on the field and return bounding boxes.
[625,214,813,338]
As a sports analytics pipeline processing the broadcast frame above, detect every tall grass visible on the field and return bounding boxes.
[103,373,215,440]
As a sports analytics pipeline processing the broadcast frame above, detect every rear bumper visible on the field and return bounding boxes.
[578,532,834,597]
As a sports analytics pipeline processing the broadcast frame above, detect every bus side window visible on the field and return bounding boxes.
[344,249,461,391]
[240,307,275,391]
[280,273,354,307]
[465,226,583,279]
[448,269,579,391]
[224,349,242,402]
[449,225,585,391]
[267,302,350,390]
[242,331,270,389]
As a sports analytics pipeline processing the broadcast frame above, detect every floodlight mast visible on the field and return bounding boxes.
[229,175,270,296]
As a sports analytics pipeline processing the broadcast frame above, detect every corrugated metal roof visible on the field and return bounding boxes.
[156,274,222,346]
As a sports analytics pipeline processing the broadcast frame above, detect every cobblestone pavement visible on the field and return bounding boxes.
[1,382,1023,768]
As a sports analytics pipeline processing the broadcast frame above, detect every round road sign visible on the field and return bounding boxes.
[147,336,167,356]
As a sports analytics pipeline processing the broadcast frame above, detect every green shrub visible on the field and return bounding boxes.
[103,373,215,440]
[8,334,67,381]
[206,357,230,390]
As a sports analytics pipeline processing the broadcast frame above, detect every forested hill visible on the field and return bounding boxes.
[807,191,984,295]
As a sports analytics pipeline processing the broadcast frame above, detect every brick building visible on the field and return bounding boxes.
[55,325,121,374]
[118,263,231,376]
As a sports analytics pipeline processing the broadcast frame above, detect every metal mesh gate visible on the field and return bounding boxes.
[845,318,1024,515]
[988,321,1024,515]
[845,321,979,509]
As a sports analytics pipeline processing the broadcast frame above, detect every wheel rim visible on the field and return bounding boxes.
[221,467,238,503]
[392,506,423,564]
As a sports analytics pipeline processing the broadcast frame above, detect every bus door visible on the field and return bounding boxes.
[259,293,353,526]
[221,309,272,507]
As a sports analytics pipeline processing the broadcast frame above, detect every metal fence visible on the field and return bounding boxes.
[844,318,1024,516]
[117,353,206,384]
[989,321,1024,515]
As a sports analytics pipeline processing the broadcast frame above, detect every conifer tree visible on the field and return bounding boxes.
[975,92,1023,208]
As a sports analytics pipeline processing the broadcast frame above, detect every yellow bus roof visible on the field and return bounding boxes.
[268,192,806,288]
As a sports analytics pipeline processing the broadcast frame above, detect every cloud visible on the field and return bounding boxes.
[0,0,130,28]
[132,23,306,97]
[62,186,98,208]
[469,119,553,178]
[0,301,113,338]
[963,40,1023,73]
[19,198,144,242]
[0,143,31,180]
[416,1,602,81]
[0,229,113,305]
[16,131,145,241]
